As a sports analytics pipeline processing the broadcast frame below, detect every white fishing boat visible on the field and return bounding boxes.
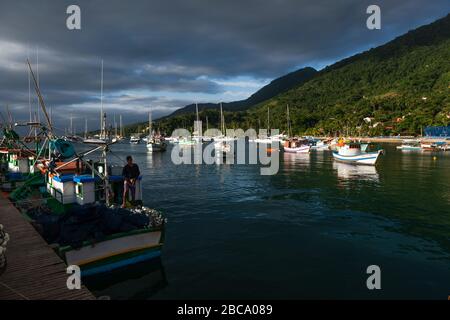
[252,137,273,144]
[396,139,421,151]
[130,135,141,144]
[165,136,179,144]
[332,143,382,165]
[282,139,311,153]
[310,139,330,151]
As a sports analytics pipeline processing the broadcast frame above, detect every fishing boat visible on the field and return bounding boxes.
[146,110,167,152]
[147,138,167,152]
[309,138,330,151]
[14,137,167,277]
[282,138,311,153]
[435,141,449,151]
[6,60,167,277]
[396,139,422,151]
[130,135,141,144]
[420,140,448,151]
[165,136,179,144]
[332,142,382,165]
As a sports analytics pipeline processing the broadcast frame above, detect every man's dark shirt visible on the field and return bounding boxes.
[122,163,140,180]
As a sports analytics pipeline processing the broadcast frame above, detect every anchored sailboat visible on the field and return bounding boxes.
[146,109,167,152]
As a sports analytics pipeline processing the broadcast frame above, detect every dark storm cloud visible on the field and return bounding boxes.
[0,0,448,129]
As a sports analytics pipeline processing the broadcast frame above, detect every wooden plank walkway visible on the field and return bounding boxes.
[0,193,95,300]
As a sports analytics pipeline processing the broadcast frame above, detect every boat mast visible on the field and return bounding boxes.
[100,60,104,139]
[28,49,31,123]
[148,109,152,138]
[286,104,291,137]
[36,47,40,126]
[70,114,73,135]
[120,115,123,138]
[196,103,199,122]
[114,114,117,138]
[195,103,199,136]
[220,102,225,135]
[84,118,88,139]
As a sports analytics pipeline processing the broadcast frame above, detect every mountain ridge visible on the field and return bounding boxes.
[124,13,450,136]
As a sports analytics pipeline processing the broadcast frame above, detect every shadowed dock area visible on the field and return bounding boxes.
[0,193,95,300]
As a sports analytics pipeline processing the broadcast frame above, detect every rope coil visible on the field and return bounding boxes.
[0,224,10,269]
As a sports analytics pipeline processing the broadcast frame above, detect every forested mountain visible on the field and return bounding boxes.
[126,13,450,137]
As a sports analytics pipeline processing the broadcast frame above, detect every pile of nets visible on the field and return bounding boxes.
[27,204,166,249]
[0,224,9,269]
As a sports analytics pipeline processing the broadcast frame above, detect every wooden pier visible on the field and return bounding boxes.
[0,193,95,300]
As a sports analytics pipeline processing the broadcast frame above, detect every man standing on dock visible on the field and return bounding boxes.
[122,155,140,208]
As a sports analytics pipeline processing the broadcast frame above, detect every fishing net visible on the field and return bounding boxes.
[27,204,165,249]
[0,224,9,270]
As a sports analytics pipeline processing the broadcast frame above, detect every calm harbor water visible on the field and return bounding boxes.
[85,143,450,299]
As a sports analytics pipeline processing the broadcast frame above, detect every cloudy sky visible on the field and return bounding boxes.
[0,0,448,133]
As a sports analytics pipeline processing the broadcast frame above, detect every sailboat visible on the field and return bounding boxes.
[214,103,232,156]
[130,134,141,144]
[282,105,310,153]
[213,103,234,142]
[192,103,203,143]
[146,110,167,152]
[252,107,283,144]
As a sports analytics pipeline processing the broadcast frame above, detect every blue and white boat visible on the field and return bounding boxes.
[332,143,382,165]
[396,139,421,151]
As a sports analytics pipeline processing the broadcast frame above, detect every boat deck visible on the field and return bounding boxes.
[0,193,95,300]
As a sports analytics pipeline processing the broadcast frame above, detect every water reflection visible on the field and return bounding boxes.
[83,258,167,300]
[333,162,379,182]
[282,152,311,171]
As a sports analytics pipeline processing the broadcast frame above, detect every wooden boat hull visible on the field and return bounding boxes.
[283,145,310,153]
[332,150,382,165]
[61,229,164,277]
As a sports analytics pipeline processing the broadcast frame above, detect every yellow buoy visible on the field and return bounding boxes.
[433,156,437,161]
